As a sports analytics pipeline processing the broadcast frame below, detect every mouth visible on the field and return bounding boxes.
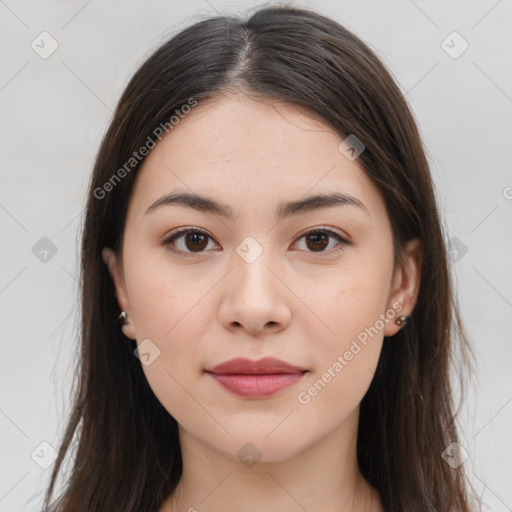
[204,357,308,398]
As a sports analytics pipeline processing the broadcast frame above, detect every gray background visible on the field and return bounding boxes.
[1,0,511,510]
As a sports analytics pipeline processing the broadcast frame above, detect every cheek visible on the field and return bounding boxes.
[324,265,391,327]
[127,266,207,426]
[122,248,210,398]
[126,244,210,336]
[307,254,392,373]
[297,276,387,420]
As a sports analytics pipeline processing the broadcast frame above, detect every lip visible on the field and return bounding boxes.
[205,357,307,398]
[206,357,306,375]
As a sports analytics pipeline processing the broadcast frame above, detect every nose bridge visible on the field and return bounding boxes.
[233,235,278,301]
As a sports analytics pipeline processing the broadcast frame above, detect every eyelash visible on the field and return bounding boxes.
[161,226,351,258]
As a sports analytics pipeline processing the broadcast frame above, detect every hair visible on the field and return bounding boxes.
[42,4,481,511]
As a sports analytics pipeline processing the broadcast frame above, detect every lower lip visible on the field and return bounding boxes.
[207,372,306,398]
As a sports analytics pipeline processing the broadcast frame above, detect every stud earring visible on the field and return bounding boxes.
[118,311,127,325]
[395,315,407,326]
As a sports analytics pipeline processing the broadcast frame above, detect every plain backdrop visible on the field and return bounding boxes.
[1,1,511,510]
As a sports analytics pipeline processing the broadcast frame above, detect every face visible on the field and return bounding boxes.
[103,93,421,463]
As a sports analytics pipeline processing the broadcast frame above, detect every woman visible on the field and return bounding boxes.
[43,5,480,511]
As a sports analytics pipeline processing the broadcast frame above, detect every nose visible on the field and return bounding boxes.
[218,250,291,336]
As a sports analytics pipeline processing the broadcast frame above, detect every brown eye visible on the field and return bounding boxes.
[162,227,350,258]
[305,231,329,251]
[183,231,208,252]
[162,228,218,256]
[294,228,350,254]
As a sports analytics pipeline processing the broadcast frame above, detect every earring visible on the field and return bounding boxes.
[395,315,407,326]
[118,311,127,325]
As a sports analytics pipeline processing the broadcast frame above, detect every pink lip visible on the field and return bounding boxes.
[207,373,306,397]
[206,357,305,375]
[205,357,307,398]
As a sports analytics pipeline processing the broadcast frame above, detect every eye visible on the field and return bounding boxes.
[292,227,350,254]
[161,226,350,257]
[161,227,219,257]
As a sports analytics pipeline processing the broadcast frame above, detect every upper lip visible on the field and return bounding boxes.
[205,357,306,375]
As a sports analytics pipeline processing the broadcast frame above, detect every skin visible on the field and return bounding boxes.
[102,93,422,512]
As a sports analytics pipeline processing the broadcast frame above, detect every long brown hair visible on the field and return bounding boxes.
[43,5,480,511]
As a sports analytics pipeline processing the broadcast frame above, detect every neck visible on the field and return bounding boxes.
[160,408,383,512]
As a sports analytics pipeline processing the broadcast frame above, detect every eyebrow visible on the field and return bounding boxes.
[145,190,370,219]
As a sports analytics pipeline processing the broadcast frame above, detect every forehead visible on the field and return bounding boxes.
[156,93,349,169]
[127,93,386,223]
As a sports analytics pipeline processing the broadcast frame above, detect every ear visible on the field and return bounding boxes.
[101,247,137,340]
[384,238,422,337]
